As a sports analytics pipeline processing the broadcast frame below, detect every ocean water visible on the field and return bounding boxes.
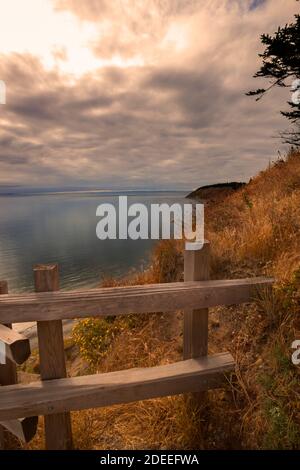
[0,190,188,292]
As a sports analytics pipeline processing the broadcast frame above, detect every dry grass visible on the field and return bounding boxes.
[208,150,300,277]
[205,150,300,449]
[26,150,300,450]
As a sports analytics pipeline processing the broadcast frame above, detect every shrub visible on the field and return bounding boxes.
[72,318,119,367]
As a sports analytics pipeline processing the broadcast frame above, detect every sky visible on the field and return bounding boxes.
[0,0,298,190]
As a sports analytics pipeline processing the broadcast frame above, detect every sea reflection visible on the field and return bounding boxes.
[0,191,186,292]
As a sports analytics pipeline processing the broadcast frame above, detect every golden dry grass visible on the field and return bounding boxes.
[208,150,300,278]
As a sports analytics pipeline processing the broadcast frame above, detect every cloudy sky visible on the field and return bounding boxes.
[0,0,298,190]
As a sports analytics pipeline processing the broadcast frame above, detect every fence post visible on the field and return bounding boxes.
[184,241,210,403]
[0,280,18,449]
[34,264,73,450]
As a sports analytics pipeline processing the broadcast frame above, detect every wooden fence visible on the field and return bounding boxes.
[0,242,273,449]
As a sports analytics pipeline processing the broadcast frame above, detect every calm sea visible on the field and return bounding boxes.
[0,190,188,292]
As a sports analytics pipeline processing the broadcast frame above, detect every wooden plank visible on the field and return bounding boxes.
[0,417,38,443]
[184,241,210,359]
[34,265,73,450]
[184,241,210,407]
[0,281,6,448]
[0,352,234,421]
[0,324,31,365]
[0,281,17,385]
[0,277,274,324]
[0,280,17,449]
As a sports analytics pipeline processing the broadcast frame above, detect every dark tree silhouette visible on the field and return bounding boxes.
[248,2,300,146]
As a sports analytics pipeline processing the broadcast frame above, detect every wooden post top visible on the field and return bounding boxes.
[33,264,58,272]
[33,264,59,292]
[0,281,8,295]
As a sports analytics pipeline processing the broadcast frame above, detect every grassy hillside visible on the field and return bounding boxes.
[25,150,300,450]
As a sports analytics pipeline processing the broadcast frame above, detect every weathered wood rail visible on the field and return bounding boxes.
[0,242,273,449]
[0,281,38,449]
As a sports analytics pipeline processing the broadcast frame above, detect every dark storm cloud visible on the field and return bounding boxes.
[144,67,241,129]
[0,0,297,188]
[250,0,266,10]
[0,154,31,165]
[0,52,288,187]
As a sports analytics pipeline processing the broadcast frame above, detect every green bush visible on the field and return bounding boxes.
[72,318,119,367]
[263,399,300,449]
